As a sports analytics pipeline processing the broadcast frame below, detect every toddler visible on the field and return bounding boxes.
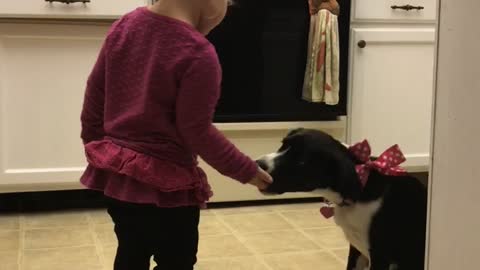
[80,0,272,269]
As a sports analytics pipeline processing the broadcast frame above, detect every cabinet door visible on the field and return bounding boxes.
[0,23,109,190]
[348,28,435,169]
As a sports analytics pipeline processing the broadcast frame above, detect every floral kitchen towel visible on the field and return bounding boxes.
[303,5,340,105]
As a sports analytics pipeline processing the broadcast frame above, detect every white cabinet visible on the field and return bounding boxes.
[0,0,436,196]
[0,0,147,19]
[0,23,345,200]
[348,28,436,169]
[0,24,346,200]
[0,23,109,190]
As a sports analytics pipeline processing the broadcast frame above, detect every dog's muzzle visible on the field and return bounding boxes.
[256,159,269,171]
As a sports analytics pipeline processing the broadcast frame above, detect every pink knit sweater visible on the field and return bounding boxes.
[80,7,257,207]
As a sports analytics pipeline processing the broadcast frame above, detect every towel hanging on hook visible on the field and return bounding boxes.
[303,0,341,105]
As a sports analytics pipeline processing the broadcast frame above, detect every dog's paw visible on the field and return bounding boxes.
[389,264,399,270]
[353,255,369,270]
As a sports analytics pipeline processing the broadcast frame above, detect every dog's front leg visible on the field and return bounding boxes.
[369,250,390,270]
[346,245,368,270]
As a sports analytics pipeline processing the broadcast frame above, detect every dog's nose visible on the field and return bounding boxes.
[256,159,269,171]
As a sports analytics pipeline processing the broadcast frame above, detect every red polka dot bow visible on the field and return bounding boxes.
[348,140,408,187]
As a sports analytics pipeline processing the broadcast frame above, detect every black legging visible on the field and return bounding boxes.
[106,197,200,270]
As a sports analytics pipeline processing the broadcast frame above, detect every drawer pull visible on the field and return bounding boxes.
[391,4,425,11]
[357,40,367,48]
[45,0,90,4]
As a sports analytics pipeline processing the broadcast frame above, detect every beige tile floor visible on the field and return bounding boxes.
[0,202,350,270]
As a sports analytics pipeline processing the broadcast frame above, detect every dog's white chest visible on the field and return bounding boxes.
[334,199,383,260]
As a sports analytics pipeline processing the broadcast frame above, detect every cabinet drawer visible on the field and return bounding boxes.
[202,123,346,202]
[353,0,437,22]
[0,0,147,19]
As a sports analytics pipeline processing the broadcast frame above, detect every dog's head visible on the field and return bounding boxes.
[257,128,362,202]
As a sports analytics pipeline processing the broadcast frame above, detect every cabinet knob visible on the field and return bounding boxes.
[357,40,367,49]
[45,0,90,4]
[391,4,424,11]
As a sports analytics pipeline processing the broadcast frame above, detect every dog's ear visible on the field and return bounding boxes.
[329,140,362,201]
[285,128,305,138]
[282,128,306,147]
[334,157,362,201]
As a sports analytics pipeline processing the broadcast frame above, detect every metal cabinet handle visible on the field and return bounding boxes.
[391,4,425,11]
[357,40,367,48]
[45,0,90,4]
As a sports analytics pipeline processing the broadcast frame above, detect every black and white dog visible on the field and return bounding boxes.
[257,128,427,270]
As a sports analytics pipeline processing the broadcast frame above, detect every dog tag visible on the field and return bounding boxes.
[320,206,335,218]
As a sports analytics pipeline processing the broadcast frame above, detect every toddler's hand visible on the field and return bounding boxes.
[248,167,273,191]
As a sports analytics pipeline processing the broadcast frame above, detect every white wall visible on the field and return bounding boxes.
[427,0,480,269]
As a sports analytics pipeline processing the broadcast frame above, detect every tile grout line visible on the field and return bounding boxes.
[8,220,345,263]
[210,205,320,217]
[278,211,348,266]
[279,210,350,264]
[86,212,107,270]
[276,211,348,266]
[211,210,337,234]
[275,211,325,249]
[200,226,323,236]
[329,248,349,264]
[324,245,350,264]
[19,215,25,270]
[196,249,349,263]
[211,210,275,270]
[21,243,100,251]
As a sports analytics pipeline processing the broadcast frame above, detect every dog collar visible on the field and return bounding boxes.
[320,141,407,219]
[319,199,352,219]
[338,199,352,207]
